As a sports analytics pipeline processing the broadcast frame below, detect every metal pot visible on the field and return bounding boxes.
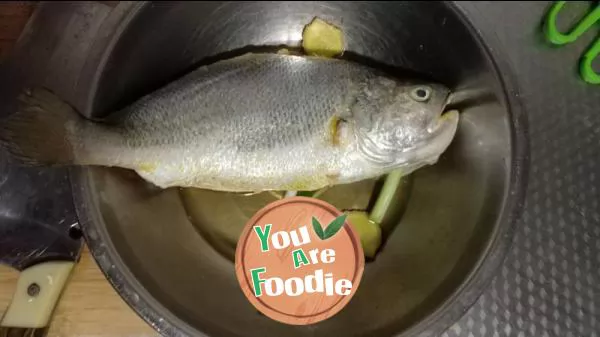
[68,1,528,337]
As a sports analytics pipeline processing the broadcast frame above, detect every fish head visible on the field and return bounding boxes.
[351,78,459,172]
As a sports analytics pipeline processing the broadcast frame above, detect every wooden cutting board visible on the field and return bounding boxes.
[0,2,158,336]
[0,246,158,337]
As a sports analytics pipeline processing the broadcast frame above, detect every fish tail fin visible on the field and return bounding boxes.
[0,87,82,166]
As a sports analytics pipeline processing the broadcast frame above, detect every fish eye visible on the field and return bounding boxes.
[410,87,431,102]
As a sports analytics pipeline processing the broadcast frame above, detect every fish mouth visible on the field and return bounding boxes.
[445,87,495,111]
[441,91,453,116]
[408,108,459,167]
[421,91,460,162]
[428,109,459,139]
[427,91,454,134]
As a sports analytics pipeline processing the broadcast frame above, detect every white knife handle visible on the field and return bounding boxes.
[0,261,75,330]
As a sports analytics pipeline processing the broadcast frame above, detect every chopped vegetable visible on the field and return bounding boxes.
[301,17,345,57]
[347,211,382,258]
[369,170,404,225]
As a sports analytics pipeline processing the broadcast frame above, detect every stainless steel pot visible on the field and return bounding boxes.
[68,1,528,337]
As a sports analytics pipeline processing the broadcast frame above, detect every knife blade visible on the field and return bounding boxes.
[0,143,83,337]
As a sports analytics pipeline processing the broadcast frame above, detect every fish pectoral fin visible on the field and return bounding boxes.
[328,114,346,146]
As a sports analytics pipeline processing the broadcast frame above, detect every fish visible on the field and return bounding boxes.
[0,52,459,193]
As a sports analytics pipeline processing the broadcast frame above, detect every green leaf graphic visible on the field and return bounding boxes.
[323,213,348,240]
[312,217,325,240]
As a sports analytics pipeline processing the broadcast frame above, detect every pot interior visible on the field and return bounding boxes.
[79,2,514,336]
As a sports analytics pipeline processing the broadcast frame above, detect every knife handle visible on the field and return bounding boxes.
[0,261,75,337]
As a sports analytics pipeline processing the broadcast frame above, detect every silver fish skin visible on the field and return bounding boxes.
[0,53,459,192]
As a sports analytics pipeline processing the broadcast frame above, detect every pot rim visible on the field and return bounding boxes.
[72,2,530,337]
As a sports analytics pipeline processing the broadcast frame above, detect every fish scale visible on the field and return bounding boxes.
[0,52,459,192]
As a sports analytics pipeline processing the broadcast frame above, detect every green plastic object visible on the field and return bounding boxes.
[544,1,600,84]
[581,37,600,84]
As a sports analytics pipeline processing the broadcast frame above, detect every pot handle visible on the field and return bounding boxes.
[0,261,76,337]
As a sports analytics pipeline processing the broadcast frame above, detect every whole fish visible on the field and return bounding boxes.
[0,53,459,192]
